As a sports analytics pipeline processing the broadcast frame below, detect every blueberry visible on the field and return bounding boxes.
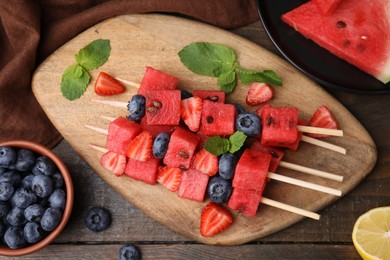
[32,156,56,176]
[218,153,237,180]
[6,206,26,227]
[127,94,146,122]
[21,174,34,189]
[0,146,17,167]
[0,168,5,174]
[235,112,261,137]
[119,244,141,260]
[233,103,246,114]
[0,201,10,220]
[12,188,37,209]
[180,89,193,100]
[4,226,26,249]
[24,221,44,244]
[84,207,111,232]
[152,132,170,158]
[51,172,64,189]
[207,176,233,204]
[32,174,54,198]
[48,189,66,211]
[15,149,36,172]
[0,182,15,201]
[0,170,22,186]
[41,207,62,231]
[24,204,45,222]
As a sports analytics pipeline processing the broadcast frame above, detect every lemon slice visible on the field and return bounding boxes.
[352,207,390,260]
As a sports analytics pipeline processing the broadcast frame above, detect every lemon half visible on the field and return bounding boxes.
[352,207,390,260]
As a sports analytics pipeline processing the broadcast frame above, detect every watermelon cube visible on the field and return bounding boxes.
[227,187,263,217]
[139,117,176,138]
[145,90,181,126]
[106,117,143,155]
[232,149,271,191]
[193,90,226,103]
[163,127,200,170]
[137,66,179,96]
[284,119,306,151]
[200,100,237,136]
[260,107,299,147]
[124,156,160,185]
[312,0,343,15]
[177,169,209,202]
[250,141,284,173]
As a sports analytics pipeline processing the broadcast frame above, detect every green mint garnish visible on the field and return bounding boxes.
[204,131,247,156]
[178,42,283,94]
[61,39,111,101]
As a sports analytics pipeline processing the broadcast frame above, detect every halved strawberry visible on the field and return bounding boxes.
[125,131,153,161]
[191,149,218,176]
[246,82,274,106]
[180,96,203,132]
[156,166,182,192]
[308,105,339,138]
[94,71,126,96]
[100,151,127,176]
[200,202,233,237]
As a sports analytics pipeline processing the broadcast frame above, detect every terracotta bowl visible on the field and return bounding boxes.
[0,140,74,256]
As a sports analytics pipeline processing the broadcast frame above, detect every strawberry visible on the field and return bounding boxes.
[100,151,127,176]
[308,105,339,138]
[156,166,182,192]
[125,131,153,161]
[94,71,126,96]
[246,82,274,106]
[200,202,233,237]
[191,149,218,176]
[180,96,203,132]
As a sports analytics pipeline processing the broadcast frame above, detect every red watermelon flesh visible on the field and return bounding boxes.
[250,141,284,173]
[200,100,237,136]
[145,90,181,126]
[227,187,263,217]
[163,127,200,170]
[284,119,307,151]
[232,149,271,191]
[106,117,143,155]
[124,156,160,185]
[139,117,176,138]
[177,169,209,202]
[282,0,390,83]
[312,0,343,15]
[260,107,299,148]
[137,66,179,95]
[192,90,226,103]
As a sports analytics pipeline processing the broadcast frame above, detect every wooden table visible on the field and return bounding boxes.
[13,20,390,260]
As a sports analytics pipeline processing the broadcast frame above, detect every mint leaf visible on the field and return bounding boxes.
[237,67,283,86]
[204,136,230,156]
[76,39,111,70]
[217,70,237,94]
[60,64,90,101]
[178,42,236,77]
[228,131,247,154]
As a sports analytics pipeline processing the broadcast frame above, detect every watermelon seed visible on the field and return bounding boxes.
[152,100,162,109]
[179,165,188,171]
[337,21,346,29]
[266,116,273,125]
[206,96,219,102]
[147,107,158,113]
[206,116,214,124]
[343,40,351,48]
[178,151,189,158]
[269,151,279,158]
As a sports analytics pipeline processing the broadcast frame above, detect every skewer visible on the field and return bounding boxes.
[115,77,141,88]
[89,143,321,220]
[91,117,345,183]
[301,135,346,155]
[86,125,342,196]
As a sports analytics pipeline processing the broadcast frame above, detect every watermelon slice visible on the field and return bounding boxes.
[227,187,263,217]
[137,66,179,95]
[312,0,343,15]
[177,169,209,202]
[192,90,226,103]
[145,90,181,126]
[124,156,160,185]
[250,142,284,173]
[282,0,390,83]
[139,117,175,138]
[200,100,237,136]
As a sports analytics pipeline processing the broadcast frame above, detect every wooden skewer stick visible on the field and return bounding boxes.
[298,125,343,137]
[301,136,346,155]
[115,77,141,88]
[88,143,321,220]
[89,120,344,182]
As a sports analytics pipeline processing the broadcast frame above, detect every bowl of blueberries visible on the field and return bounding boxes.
[0,140,74,256]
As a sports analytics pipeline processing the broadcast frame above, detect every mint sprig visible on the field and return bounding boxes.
[178,42,283,94]
[61,39,111,101]
[204,131,247,156]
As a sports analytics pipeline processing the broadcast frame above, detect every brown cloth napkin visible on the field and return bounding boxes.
[0,0,258,148]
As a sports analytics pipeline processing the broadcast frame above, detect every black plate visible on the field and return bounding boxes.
[256,0,390,94]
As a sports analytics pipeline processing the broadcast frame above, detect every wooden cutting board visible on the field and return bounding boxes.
[31,14,377,245]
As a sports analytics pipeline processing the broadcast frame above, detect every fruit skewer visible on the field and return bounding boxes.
[90,99,346,155]
[89,116,344,183]
[88,143,321,220]
[85,124,342,196]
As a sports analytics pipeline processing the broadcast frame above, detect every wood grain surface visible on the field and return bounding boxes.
[31,14,377,246]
